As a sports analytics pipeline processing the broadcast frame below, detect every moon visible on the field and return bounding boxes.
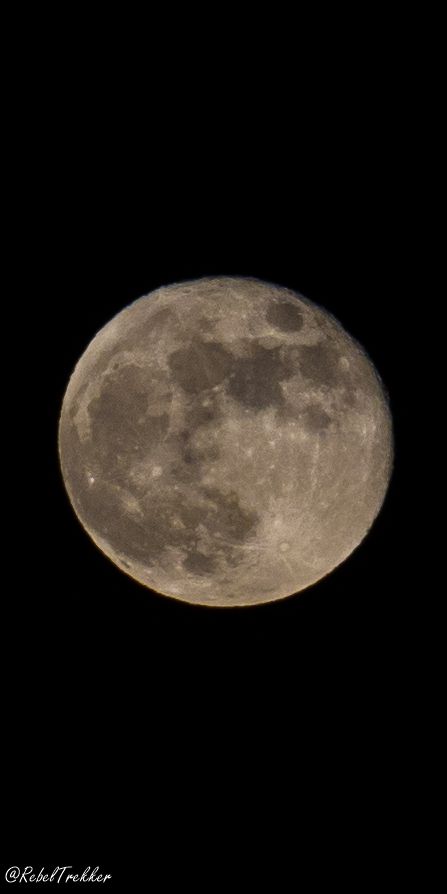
[58,277,393,606]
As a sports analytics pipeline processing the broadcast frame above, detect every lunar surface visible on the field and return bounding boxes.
[58,277,393,606]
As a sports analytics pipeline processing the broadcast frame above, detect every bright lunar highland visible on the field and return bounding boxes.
[58,277,393,606]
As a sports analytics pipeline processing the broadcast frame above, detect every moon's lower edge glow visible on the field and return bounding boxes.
[58,277,393,606]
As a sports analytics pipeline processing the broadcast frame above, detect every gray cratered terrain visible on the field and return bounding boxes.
[58,277,393,606]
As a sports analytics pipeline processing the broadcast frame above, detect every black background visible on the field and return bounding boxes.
[3,16,419,888]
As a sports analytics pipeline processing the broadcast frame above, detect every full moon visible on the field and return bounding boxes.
[58,277,393,606]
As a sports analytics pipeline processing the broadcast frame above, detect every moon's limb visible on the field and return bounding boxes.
[58,277,393,606]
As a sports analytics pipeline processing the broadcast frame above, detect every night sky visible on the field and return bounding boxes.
[3,23,418,886]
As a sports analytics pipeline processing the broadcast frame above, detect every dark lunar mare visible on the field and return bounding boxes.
[265,299,304,332]
[60,344,263,578]
[61,410,260,575]
[168,340,233,394]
